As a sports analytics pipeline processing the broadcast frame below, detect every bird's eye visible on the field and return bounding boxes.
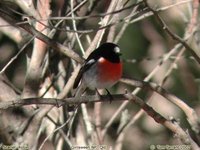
[114,47,120,54]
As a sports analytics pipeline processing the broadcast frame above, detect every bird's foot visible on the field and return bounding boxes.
[105,89,113,103]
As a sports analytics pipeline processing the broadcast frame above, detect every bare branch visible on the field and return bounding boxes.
[0,8,83,63]
[144,0,200,64]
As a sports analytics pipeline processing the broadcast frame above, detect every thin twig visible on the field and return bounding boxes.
[22,0,51,98]
[102,43,183,138]
[144,0,200,64]
[38,115,72,150]
[70,0,85,54]
[0,37,34,74]
[102,0,198,139]
[121,78,200,133]
[0,92,198,146]
[0,8,83,63]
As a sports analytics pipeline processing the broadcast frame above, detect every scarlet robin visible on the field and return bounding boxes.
[73,42,122,96]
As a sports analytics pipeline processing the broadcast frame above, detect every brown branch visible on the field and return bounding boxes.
[19,1,53,149]
[113,2,200,144]
[144,0,200,64]
[120,78,200,134]
[188,0,199,33]
[0,17,22,43]
[0,8,83,64]
[22,0,51,98]
[0,94,125,109]
[85,0,121,56]
[94,102,102,144]
[143,0,200,135]
[0,1,191,35]
[26,1,143,21]
[12,0,38,18]
[0,92,197,145]
[102,43,183,139]
[124,93,196,146]
[0,74,20,144]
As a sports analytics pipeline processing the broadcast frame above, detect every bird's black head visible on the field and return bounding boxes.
[88,43,121,63]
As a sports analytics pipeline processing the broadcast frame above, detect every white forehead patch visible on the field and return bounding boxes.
[98,57,106,63]
[114,46,120,54]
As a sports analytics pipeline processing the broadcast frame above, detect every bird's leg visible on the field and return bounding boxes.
[95,88,102,99]
[95,89,113,103]
[105,89,113,103]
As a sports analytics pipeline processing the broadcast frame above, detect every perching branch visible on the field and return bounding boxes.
[0,92,198,146]
[121,78,200,134]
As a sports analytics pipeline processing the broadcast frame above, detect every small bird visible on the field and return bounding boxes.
[73,42,122,96]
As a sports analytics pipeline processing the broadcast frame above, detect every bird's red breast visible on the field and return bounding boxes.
[73,42,122,91]
[98,57,122,83]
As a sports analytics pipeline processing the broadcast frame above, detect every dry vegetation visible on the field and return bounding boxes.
[0,0,200,150]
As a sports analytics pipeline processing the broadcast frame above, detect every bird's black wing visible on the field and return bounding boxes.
[73,59,96,89]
